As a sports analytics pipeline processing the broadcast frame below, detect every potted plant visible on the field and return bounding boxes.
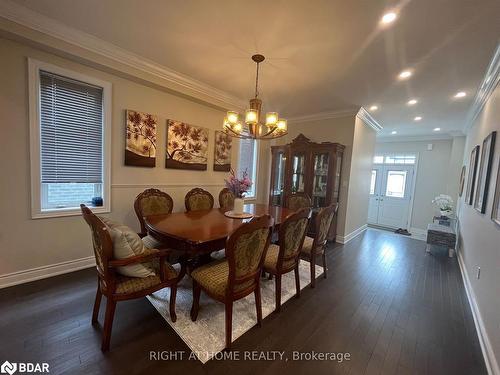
[225,169,253,214]
[432,194,454,218]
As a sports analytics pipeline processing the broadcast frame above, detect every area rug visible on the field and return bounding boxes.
[147,260,323,363]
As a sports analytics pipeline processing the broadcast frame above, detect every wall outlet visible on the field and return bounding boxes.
[476,266,481,280]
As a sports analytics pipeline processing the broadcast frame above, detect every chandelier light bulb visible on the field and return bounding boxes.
[265,112,278,126]
[227,111,239,124]
[277,119,287,131]
[245,109,258,124]
[233,122,242,132]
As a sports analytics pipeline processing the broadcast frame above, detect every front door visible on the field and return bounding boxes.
[368,165,414,229]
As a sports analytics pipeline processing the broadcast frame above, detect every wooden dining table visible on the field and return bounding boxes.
[145,203,294,257]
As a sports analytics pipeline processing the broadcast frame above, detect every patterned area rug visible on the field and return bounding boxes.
[147,260,323,363]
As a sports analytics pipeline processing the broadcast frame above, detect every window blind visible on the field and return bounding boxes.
[238,138,256,196]
[40,70,103,184]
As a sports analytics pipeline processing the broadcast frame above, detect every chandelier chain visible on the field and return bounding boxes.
[254,62,260,99]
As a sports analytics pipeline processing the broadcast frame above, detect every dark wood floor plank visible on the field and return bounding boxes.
[0,229,487,375]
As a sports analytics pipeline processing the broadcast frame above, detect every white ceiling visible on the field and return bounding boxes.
[8,0,500,137]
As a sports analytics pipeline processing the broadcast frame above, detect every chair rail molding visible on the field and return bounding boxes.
[464,44,500,132]
[0,0,246,110]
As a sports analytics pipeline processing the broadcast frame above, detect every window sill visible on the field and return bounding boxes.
[31,205,110,219]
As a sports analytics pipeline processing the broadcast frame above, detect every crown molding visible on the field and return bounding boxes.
[377,133,453,143]
[464,44,500,132]
[356,107,383,132]
[288,108,358,124]
[0,0,246,110]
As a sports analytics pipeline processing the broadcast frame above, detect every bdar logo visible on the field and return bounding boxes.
[0,361,17,375]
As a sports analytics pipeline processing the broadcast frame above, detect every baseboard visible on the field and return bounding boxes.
[457,250,500,375]
[336,224,367,244]
[0,256,95,290]
[409,227,427,241]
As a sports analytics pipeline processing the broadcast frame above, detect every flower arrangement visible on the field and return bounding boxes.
[225,169,253,198]
[432,194,454,216]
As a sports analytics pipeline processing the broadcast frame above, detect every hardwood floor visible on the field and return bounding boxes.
[0,229,486,374]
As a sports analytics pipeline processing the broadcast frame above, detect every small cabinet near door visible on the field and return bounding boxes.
[269,134,345,240]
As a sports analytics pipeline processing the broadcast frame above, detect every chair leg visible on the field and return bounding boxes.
[294,266,301,298]
[268,272,273,280]
[322,252,327,279]
[92,283,102,325]
[275,274,282,312]
[310,256,316,288]
[254,286,262,327]
[225,301,233,349]
[190,281,201,321]
[101,299,116,352]
[169,284,177,323]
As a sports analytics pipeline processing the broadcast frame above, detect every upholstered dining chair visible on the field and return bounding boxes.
[134,188,174,249]
[185,188,214,212]
[263,207,311,312]
[300,204,338,288]
[190,215,272,349]
[218,187,235,210]
[286,193,312,212]
[81,204,185,351]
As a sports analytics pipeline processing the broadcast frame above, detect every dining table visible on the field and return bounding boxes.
[144,203,294,260]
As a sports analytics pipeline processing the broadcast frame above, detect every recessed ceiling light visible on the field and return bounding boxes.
[414,116,422,121]
[407,99,418,105]
[398,70,413,80]
[381,12,397,25]
[433,127,441,132]
[454,91,466,98]
[391,131,397,134]
[370,105,379,111]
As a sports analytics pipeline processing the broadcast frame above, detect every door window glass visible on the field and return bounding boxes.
[370,170,377,195]
[385,171,407,198]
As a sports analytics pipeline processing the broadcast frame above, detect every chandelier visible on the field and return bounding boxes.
[223,54,287,140]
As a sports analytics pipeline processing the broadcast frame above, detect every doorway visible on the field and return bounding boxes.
[368,155,417,230]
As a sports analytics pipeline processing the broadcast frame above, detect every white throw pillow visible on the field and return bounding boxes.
[99,217,155,278]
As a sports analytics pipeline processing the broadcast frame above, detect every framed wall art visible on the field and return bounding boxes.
[125,110,157,167]
[166,120,209,170]
[213,131,232,172]
[491,157,500,226]
[474,131,496,213]
[458,165,466,197]
[465,145,480,205]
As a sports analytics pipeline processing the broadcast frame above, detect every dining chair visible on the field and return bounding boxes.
[134,188,173,249]
[190,215,272,349]
[81,204,185,351]
[185,188,214,212]
[218,187,235,210]
[300,204,338,288]
[263,207,311,312]
[286,193,312,212]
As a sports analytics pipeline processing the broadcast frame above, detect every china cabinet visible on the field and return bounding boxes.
[269,134,345,240]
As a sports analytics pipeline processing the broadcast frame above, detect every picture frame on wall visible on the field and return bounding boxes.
[458,165,466,197]
[465,145,480,205]
[166,119,209,170]
[125,110,157,167]
[491,158,500,226]
[213,130,232,172]
[474,131,496,213]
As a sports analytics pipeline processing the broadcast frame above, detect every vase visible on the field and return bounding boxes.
[234,198,244,214]
[440,210,451,218]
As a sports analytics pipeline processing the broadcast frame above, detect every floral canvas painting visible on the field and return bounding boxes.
[125,110,157,167]
[213,131,232,172]
[166,120,209,170]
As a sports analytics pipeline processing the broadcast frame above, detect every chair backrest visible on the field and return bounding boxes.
[276,207,311,271]
[80,204,113,283]
[225,215,272,295]
[311,204,338,252]
[185,188,214,211]
[219,188,235,210]
[134,188,173,236]
[287,193,312,212]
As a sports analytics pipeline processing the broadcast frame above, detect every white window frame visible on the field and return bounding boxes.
[28,58,112,219]
[237,138,259,201]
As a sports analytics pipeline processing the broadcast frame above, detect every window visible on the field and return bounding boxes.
[385,170,407,198]
[370,170,377,195]
[373,155,384,164]
[384,155,416,165]
[29,59,111,218]
[237,138,258,199]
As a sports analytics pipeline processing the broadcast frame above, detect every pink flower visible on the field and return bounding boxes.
[224,169,253,198]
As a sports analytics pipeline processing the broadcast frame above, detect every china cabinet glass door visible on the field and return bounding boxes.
[312,152,330,208]
[271,151,286,205]
[291,153,306,193]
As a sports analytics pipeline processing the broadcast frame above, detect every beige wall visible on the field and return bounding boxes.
[0,37,241,277]
[375,139,459,230]
[458,84,500,371]
[344,117,377,235]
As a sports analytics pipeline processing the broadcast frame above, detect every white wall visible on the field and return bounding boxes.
[375,139,462,230]
[458,84,500,374]
[0,36,239,279]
